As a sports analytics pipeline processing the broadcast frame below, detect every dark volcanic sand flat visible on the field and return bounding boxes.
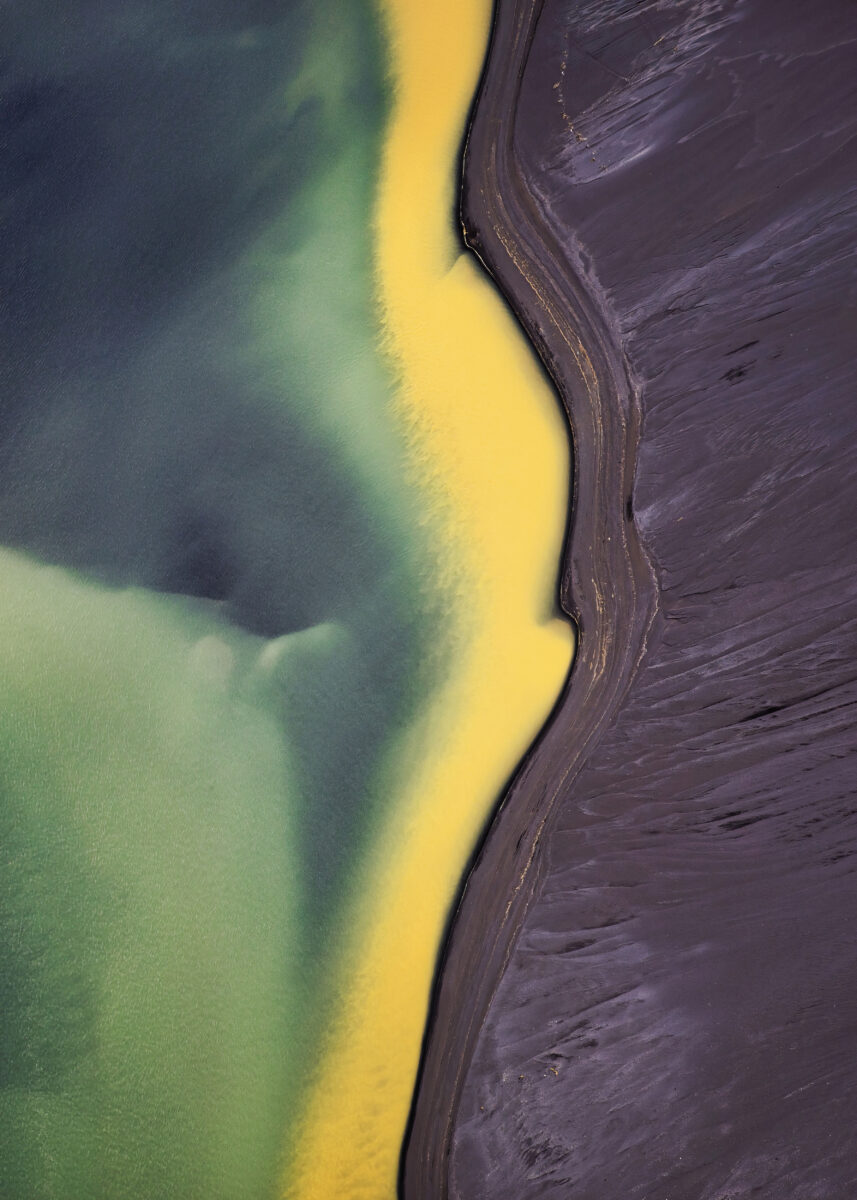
[404,1,857,1197]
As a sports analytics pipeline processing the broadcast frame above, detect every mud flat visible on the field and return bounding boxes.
[405,0,857,1197]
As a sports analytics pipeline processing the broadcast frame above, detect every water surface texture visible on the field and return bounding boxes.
[1,2,573,1196]
[2,2,428,1194]
[286,0,573,1193]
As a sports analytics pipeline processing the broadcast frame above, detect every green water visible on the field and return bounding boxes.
[0,1,438,1195]
[0,558,298,1197]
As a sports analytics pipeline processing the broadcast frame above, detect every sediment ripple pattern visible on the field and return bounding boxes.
[435,0,857,1196]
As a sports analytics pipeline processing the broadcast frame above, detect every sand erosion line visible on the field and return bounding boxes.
[401,1,660,1195]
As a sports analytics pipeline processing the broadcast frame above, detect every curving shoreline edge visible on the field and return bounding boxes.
[401,1,660,1195]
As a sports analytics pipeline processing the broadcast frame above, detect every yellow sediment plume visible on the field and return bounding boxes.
[284,1,574,1196]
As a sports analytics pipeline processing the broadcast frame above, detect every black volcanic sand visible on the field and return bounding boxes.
[404,1,857,1198]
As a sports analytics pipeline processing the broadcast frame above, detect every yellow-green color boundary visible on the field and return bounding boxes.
[284,2,574,1194]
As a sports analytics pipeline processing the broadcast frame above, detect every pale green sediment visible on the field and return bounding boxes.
[0,551,303,1197]
[0,2,443,1195]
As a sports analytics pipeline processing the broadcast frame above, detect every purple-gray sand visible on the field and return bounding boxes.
[404,1,857,1197]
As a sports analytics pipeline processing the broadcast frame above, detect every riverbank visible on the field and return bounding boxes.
[425,1,857,1196]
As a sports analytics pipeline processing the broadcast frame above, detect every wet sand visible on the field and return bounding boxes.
[404,0,857,1196]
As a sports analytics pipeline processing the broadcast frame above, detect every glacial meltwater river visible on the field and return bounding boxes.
[0,3,572,1196]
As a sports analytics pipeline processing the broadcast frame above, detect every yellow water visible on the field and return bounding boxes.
[284,1,574,1195]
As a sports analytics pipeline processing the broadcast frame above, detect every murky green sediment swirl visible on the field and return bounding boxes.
[0,3,436,1195]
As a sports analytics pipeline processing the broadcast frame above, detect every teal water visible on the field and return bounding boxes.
[0,2,439,1194]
